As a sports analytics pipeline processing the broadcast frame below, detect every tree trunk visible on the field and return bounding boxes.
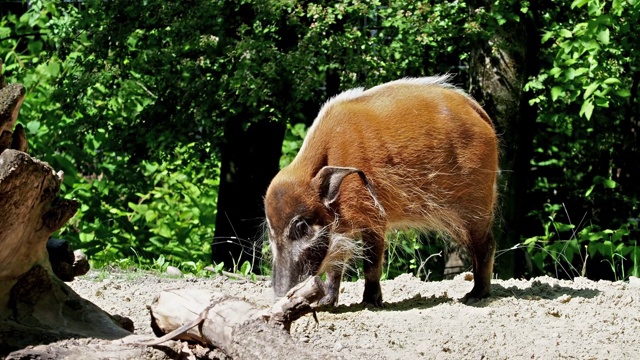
[467,0,541,278]
[212,118,286,270]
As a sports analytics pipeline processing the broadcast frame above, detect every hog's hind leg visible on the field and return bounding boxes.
[462,231,495,304]
[362,230,385,307]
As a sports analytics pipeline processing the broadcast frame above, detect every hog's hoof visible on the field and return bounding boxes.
[317,293,339,307]
[461,288,490,305]
[362,282,384,308]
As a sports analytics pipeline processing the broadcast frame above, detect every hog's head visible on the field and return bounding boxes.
[264,166,380,298]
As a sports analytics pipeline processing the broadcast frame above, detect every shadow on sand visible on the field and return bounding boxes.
[318,279,601,313]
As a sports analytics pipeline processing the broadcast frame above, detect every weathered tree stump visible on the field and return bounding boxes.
[0,64,132,355]
[143,276,332,359]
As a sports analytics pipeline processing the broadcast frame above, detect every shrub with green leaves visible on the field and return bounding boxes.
[1,1,220,270]
[524,0,639,279]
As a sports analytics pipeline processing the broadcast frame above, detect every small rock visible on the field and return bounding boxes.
[454,272,474,281]
[72,249,90,276]
[166,266,183,277]
[557,294,572,303]
[111,314,135,332]
[546,308,561,317]
[299,337,310,343]
[333,342,344,352]
[629,276,640,287]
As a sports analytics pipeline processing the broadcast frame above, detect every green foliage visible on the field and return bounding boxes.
[384,230,444,281]
[524,211,638,280]
[523,0,640,279]
[91,253,214,277]
[2,1,219,266]
[67,144,218,263]
[280,123,307,168]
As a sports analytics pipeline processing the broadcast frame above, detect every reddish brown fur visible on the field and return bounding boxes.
[265,76,498,306]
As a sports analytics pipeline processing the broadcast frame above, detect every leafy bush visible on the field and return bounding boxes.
[524,0,640,279]
[63,143,219,264]
[2,1,219,269]
[524,211,638,280]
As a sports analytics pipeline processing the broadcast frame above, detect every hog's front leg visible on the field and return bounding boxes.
[317,267,343,306]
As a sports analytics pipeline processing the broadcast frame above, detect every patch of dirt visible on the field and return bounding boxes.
[29,272,640,358]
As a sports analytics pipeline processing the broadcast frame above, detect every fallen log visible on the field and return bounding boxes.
[143,275,332,359]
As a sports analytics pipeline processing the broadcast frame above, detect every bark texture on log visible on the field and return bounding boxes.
[5,335,184,360]
[0,61,26,154]
[146,276,331,359]
[1,267,132,353]
[0,150,79,287]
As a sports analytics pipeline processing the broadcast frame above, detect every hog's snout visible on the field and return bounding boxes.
[272,257,303,298]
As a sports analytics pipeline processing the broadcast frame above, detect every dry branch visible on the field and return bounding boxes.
[143,276,332,359]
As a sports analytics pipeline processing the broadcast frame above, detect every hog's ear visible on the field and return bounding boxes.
[312,166,385,214]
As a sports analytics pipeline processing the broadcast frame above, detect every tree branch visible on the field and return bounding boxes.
[0,32,44,42]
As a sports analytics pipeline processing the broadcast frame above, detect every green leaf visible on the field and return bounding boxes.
[551,86,564,101]
[158,224,173,238]
[574,68,588,76]
[156,254,166,266]
[594,98,609,107]
[240,261,251,276]
[79,232,95,243]
[571,0,589,8]
[549,67,562,76]
[554,223,575,232]
[597,29,610,45]
[603,179,617,189]
[615,89,631,97]
[585,185,595,197]
[603,78,621,85]
[26,120,41,134]
[583,82,600,99]
[580,99,595,119]
[145,210,157,222]
[27,40,43,54]
[0,27,10,39]
[47,61,61,77]
[612,0,624,12]
[588,1,602,16]
[541,31,554,43]
[559,29,573,38]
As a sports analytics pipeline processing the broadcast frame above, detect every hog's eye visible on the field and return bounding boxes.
[290,218,310,239]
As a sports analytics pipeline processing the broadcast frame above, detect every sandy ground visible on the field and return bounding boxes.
[50,270,640,359]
